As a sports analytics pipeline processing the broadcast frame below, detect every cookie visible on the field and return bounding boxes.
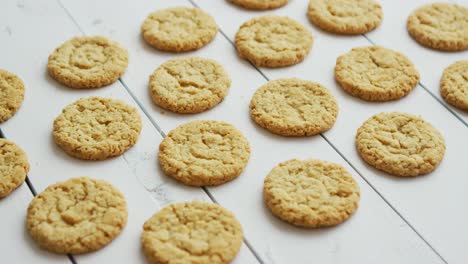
[407,3,468,51]
[307,0,383,34]
[356,112,445,177]
[141,7,218,52]
[440,60,468,111]
[27,177,127,254]
[150,57,231,114]
[264,159,360,227]
[235,15,313,67]
[141,201,243,264]
[48,36,128,89]
[53,97,142,160]
[0,139,29,198]
[335,46,420,101]
[230,0,288,10]
[0,69,25,123]
[158,120,250,186]
[250,78,338,136]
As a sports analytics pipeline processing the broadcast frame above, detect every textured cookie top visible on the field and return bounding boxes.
[53,97,142,160]
[48,36,128,89]
[27,177,127,254]
[150,57,231,114]
[235,15,313,67]
[142,201,243,264]
[159,120,250,186]
[356,112,445,177]
[0,69,25,123]
[141,7,218,52]
[407,3,468,51]
[308,0,382,34]
[264,159,360,227]
[440,60,468,110]
[0,138,29,198]
[335,46,420,101]
[250,78,338,136]
[230,0,288,10]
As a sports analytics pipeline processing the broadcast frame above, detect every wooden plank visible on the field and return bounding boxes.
[192,0,468,263]
[0,0,257,263]
[60,0,447,262]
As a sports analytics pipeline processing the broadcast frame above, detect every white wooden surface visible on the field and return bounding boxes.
[0,0,466,263]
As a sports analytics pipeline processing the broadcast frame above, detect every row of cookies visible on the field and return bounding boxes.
[230,0,467,52]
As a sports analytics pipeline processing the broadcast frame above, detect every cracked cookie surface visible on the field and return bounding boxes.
[264,159,360,227]
[307,0,382,34]
[48,36,128,89]
[0,139,29,198]
[250,78,338,136]
[356,112,445,177]
[235,15,313,67]
[150,57,231,114]
[440,60,468,111]
[27,177,127,254]
[407,3,468,51]
[141,201,243,264]
[230,0,288,10]
[141,7,218,52]
[158,120,250,186]
[335,46,420,101]
[53,97,142,160]
[0,69,25,123]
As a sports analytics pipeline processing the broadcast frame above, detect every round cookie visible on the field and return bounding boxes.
[264,159,360,227]
[440,60,468,111]
[149,57,231,114]
[407,3,468,51]
[335,46,420,101]
[48,36,128,89]
[250,78,338,136]
[235,15,313,68]
[141,7,218,52]
[356,112,445,177]
[158,120,250,186]
[0,139,29,198]
[142,201,243,264]
[307,0,383,34]
[27,177,127,254]
[230,0,288,10]
[53,97,142,160]
[0,69,25,123]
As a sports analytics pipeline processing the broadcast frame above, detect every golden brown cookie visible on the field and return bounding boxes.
[235,15,313,67]
[356,112,445,177]
[0,139,29,198]
[149,57,231,114]
[26,177,127,254]
[158,120,250,186]
[142,201,243,264]
[230,0,288,10]
[264,159,360,227]
[335,46,420,101]
[440,60,468,111]
[53,97,142,160]
[407,3,468,51]
[250,78,338,136]
[48,36,128,89]
[307,0,383,34]
[0,69,25,123]
[141,7,218,52]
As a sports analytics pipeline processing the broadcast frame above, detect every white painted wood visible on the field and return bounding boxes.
[60,0,450,262]
[0,185,69,264]
[365,0,468,122]
[192,0,468,263]
[0,0,257,263]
